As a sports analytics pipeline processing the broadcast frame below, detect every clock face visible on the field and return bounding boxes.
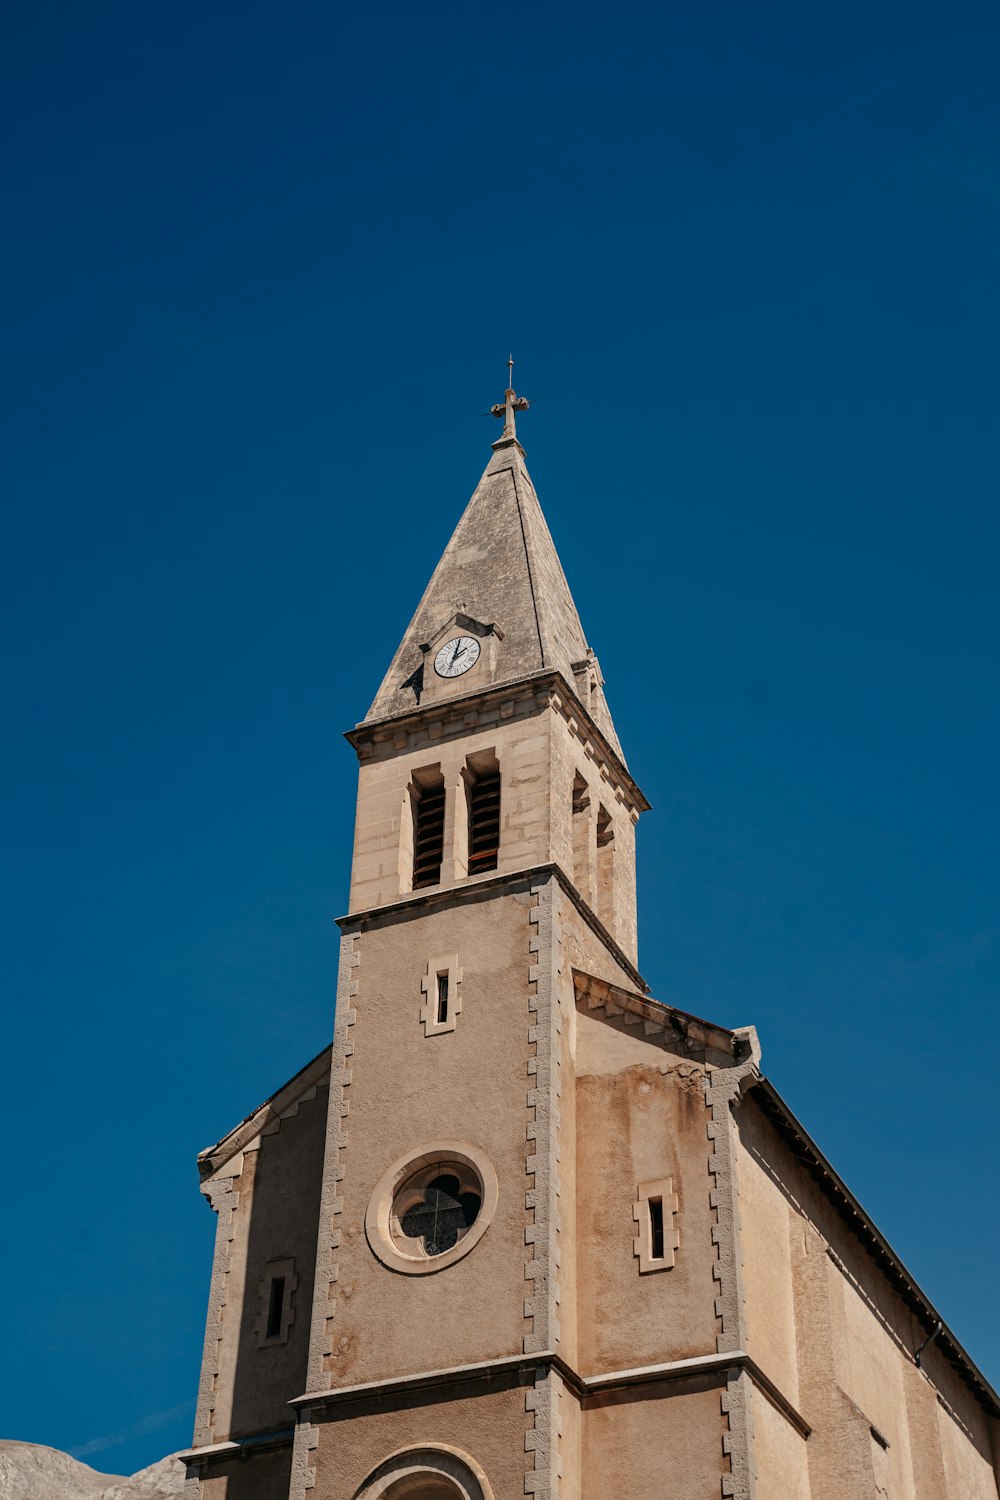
[434,635,481,679]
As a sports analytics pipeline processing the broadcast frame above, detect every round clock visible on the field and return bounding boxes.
[434,635,481,678]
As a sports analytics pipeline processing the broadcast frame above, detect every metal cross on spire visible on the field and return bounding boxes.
[490,353,530,442]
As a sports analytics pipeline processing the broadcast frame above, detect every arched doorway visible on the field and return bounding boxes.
[352,1444,494,1500]
[377,1482,459,1500]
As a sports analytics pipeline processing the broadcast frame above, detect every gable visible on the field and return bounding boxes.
[198,1045,332,1184]
[576,1007,707,1078]
[572,968,745,1073]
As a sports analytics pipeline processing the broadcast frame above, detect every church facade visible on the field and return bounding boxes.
[180,388,1000,1499]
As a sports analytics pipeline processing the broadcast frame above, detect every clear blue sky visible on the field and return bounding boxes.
[2,0,998,1476]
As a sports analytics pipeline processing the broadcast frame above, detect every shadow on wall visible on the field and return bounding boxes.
[213,1080,329,1498]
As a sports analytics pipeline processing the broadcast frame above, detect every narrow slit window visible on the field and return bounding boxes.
[468,769,501,875]
[265,1276,285,1340]
[412,778,446,888]
[255,1258,297,1345]
[649,1198,665,1261]
[420,954,462,1035]
[634,1179,677,1272]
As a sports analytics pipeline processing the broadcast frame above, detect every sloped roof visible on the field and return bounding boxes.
[365,435,624,759]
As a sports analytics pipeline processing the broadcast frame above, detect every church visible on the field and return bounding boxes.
[179,382,1000,1498]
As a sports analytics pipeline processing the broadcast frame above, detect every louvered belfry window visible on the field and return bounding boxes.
[412,778,446,888]
[468,768,501,875]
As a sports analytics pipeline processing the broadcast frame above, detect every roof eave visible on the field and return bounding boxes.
[750,1075,1000,1419]
[346,667,651,814]
[197,1044,332,1181]
[571,969,745,1062]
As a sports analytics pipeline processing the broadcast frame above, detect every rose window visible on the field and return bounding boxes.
[391,1162,482,1259]
[366,1140,497,1275]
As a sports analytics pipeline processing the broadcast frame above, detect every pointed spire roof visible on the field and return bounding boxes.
[364,421,624,761]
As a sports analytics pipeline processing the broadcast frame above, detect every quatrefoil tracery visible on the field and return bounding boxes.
[367,1141,498,1276]
[393,1166,482,1258]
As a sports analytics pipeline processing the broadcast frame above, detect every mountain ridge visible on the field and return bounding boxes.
[0,1442,184,1500]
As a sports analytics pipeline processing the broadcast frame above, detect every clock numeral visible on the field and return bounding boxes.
[434,636,481,679]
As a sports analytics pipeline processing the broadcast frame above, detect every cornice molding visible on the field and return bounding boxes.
[337,862,649,995]
[287,1348,810,1441]
[572,970,746,1064]
[346,668,650,816]
[177,1426,295,1466]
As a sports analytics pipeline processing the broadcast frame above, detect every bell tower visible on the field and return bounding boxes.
[343,374,644,957]
[293,374,649,1499]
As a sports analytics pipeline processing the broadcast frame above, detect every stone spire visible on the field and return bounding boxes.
[363,378,625,761]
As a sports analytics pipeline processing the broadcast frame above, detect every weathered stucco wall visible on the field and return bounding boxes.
[311,1375,531,1500]
[580,1377,725,1499]
[556,895,649,1370]
[938,1396,1000,1499]
[197,1447,292,1500]
[572,1010,716,1374]
[548,715,638,961]
[556,897,641,999]
[318,888,535,1389]
[737,1106,801,1407]
[200,1076,329,1446]
[751,1386,810,1496]
[736,1090,1000,1498]
[231,1086,328,1437]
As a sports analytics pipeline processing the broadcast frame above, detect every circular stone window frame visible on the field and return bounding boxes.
[352,1443,495,1500]
[365,1139,498,1276]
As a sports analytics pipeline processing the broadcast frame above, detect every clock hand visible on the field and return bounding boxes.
[450,641,464,667]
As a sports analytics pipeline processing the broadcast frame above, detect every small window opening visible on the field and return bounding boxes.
[266,1276,285,1340]
[633,1179,676,1272]
[436,972,449,1024]
[468,768,501,875]
[596,805,614,848]
[412,776,446,888]
[649,1198,665,1261]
